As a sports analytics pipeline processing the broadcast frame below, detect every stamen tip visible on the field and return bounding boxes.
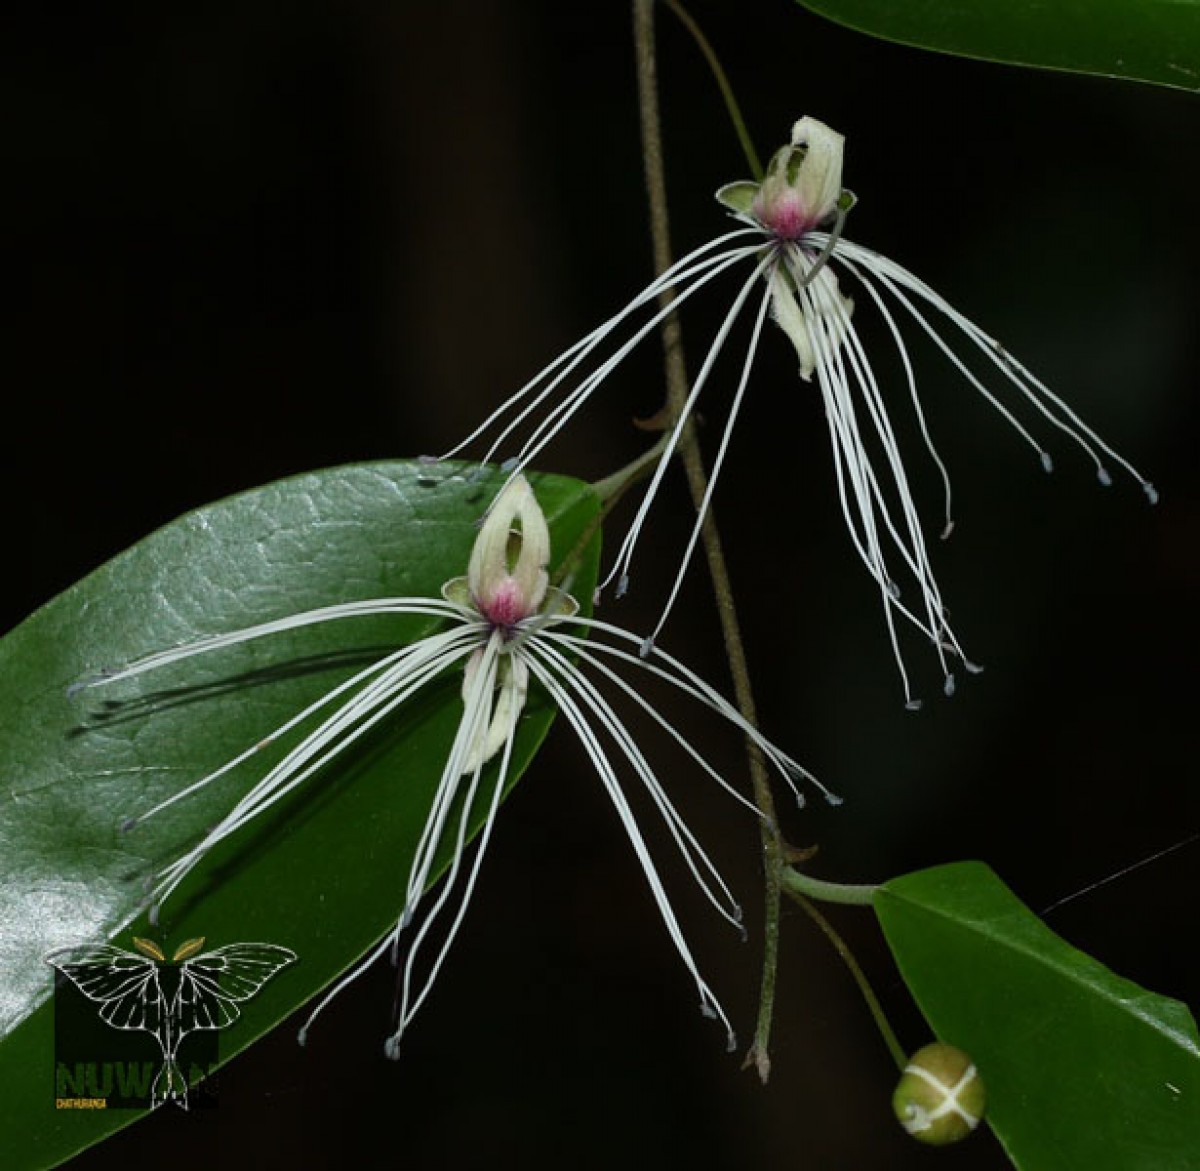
[699,1002,717,1021]
[66,670,113,699]
[119,816,139,834]
[1144,482,1160,506]
[638,636,655,660]
[824,790,844,807]
[615,573,630,600]
[499,457,520,474]
[904,698,923,712]
[1097,467,1113,488]
[148,904,161,928]
[1040,451,1054,474]
[296,1027,308,1048]
[886,579,901,600]
[725,1031,738,1054]
[964,658,985,676]
[940,520,955,541]
[943,673,956,698]
[384,1036,402,1061]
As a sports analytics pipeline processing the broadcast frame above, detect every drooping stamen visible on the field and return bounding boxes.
[73,598,466,691]
[388,636,513,1055]
[798,258,960,702]
[145,625,484,911]
[525,650,736,1049]
[300,631,506,1053]
[440,230,764,480]
[832,239,1159,501]
[644,276,775,651]
[601,249,777,601]
[544,614,834,807]
[526,637,746,928]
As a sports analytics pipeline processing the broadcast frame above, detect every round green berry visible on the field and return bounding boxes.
[892,1041,986,1146]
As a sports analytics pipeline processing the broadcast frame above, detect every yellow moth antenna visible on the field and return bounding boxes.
[172,937,206,962]
[132,937,166,962]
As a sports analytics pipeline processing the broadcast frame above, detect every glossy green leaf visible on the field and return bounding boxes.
[876,861,1200,1169]
[0,461,600,1169]
[795,0,1200,93]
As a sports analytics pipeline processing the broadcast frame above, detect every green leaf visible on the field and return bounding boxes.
[0,460,600,1169]
[876,861,1200,1169]
[795,0,1200,93]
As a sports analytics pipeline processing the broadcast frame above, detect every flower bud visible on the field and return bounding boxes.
[892,1041,986,1146]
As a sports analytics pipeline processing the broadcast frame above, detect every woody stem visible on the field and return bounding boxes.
[632,0,783,1084]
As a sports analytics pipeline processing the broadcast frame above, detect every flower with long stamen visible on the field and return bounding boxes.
[441,116,1157,706]
[76,474,833,1058]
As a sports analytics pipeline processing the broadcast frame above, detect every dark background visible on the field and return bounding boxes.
[7,1,1198,1167]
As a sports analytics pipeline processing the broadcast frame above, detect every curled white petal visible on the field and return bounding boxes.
[468,473,550,621]
[459,647,529,773]
[789,116,845,223]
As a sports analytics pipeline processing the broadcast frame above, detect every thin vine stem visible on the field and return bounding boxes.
[782,886,907,1071]
[661,0,763,180]
[631,0,783,1084]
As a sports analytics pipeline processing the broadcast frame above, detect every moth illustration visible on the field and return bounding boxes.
[46,936,296,1108]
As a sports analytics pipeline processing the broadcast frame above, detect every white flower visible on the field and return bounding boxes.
[442,116,1157,707]
[78,474,832,1057]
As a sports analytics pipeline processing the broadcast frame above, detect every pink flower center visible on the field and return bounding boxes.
[753,189,815,242]
[476,578,530,630]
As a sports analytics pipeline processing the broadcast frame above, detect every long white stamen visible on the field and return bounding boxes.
[536,636,764,821]
[403,635,501,911]
[76,598,468,691]
[445,233,763,482]
[543,615,834,805]
[390,639,512,1054]
[829,249,956,537]
[803,257,962,670]
[524,639,743,928]
[823,405,920,705]
[493,243,764,496]
[298,631,505,1052]
[148,627,483,910]
[800,265,933,701]
[393,686,516,1044]
[298,931,396,1048]
[527,654,736,1048]
[605,251,777,600]
[172,629,479,843]
[832,237,1157,500]
[826,242,1053,467]
[126,638,455,828]
[646,277,775,647]
[440,229,762,463]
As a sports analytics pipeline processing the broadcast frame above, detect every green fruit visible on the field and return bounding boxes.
[892,1041,986,1146]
